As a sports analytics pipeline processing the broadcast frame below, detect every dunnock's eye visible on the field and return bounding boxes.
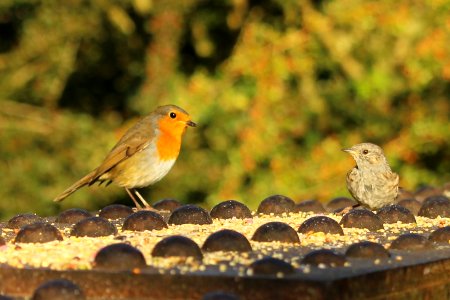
[362,149,369,155]
[169,112,177,119]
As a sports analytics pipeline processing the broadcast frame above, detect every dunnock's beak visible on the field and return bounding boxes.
[186,120,197,127]
[342,148,355,155]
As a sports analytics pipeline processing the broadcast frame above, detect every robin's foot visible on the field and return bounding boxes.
[134,190,158,212]
[133,190,151,207]
[125,188,159,212]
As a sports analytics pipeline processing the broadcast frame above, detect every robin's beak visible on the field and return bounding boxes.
[186,120,197,127]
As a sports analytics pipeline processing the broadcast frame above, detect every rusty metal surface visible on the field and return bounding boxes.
[2,210,450,299]
[1,249,450,300]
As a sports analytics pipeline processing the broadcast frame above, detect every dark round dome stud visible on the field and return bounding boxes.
[210,200,252,219]
[15,223,63,243]
[396,198,422,215]
[397,189,416,202]
[415,186,442,202]
[298,216,344,235]
[389,233,432,251]
[168,205,212,225]
[71,217,117,237]
[152,199,182,212]
[257,195,296,215]
[418,196,450,218]
[376,204,416,224]
[94,243,146,270]
[345,241,390,259]
[252,222,300,244]
[428,226,450,245]
[31,279,85,300]
[340,209,384,231]
[248,257,295,275]
[151,235,203,259]
[122,211,167,231]
[7,213,43,229]
[55,208,92,224]
[98,204,133,220]
[295,200,326,213]
[202,229,252,252]
[326,197,357,212]
[202,291,240,300]
[301,249,347,267]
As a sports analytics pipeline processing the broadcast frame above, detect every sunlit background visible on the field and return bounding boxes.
[0,0,449,219]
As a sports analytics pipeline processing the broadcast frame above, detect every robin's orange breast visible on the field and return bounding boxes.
[156,131,182,161]
[156,117,185,161]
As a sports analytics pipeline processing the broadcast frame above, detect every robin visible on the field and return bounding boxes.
[343,143,399,210]
[54,105,196,209]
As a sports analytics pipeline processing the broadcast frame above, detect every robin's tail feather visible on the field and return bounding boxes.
[53,170,97,202]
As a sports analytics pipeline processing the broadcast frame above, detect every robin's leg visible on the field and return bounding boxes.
[125,188,143,209]
[133,189,152,208]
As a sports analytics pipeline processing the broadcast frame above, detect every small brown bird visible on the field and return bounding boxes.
[343,143,399,210]
[54,105,196,209]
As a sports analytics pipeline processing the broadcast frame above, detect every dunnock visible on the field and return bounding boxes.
[343,143,399,210]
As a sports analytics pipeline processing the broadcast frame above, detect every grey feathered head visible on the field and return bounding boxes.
[343,143,390,170]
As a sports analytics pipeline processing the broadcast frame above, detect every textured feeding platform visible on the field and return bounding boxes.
[1,190,450,300]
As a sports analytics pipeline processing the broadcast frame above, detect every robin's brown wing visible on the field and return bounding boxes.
[54,135,151,201]
[89,117,155,184]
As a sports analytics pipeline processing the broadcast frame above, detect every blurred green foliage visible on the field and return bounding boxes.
[0,0,449,219]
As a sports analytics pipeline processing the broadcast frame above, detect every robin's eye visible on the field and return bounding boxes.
[169,112,177,119]
[362,149,369,155]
